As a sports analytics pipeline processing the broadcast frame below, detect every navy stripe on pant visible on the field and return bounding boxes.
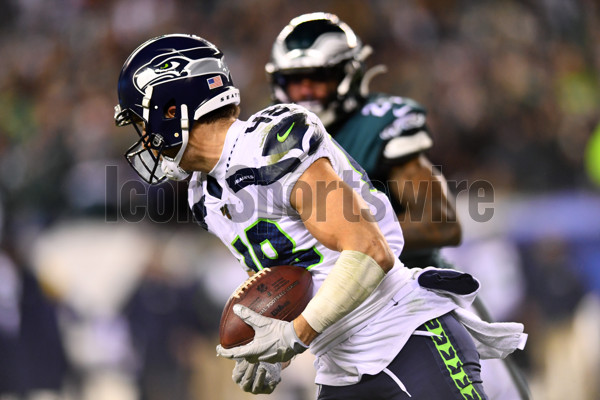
[317,312,488,400]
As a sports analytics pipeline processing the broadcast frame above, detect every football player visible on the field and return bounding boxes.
[115,34,527,399]
[266,12,461,270]
[265,12,529,399]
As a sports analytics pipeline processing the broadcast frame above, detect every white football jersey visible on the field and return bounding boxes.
[188,103,404,293]
[187,104,527,387]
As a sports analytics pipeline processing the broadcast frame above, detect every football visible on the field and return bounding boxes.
[219,265,314,349]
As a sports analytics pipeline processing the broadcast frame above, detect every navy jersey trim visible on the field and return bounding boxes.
[191,195,208,230]
[225,157,302,192]
[206,175,223,199]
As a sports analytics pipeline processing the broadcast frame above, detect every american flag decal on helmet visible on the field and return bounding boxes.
[207,76,223,89]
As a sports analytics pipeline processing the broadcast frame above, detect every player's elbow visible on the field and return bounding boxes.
[377,249,396,272]
[360,238,396,272]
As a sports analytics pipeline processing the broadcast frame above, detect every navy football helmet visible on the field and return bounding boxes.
[266,13,382,127]
[115,34,240,184]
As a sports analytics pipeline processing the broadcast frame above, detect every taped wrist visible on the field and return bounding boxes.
[301,250,386,333]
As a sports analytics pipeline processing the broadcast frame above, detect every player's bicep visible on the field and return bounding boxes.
[290,158,393,270]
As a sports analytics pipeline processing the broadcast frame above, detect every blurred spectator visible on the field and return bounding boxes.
[0,246,68,398]
[519,237,590,400]
[122,245,221,400]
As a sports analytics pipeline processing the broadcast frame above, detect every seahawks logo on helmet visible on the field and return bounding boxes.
[134,56,190,93]
[133,47,230,94]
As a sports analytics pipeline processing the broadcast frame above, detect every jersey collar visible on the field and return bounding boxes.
[208,118,245,181]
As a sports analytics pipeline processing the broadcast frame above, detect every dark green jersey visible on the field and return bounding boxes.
[330,94,432,182]
[330,94,444,268]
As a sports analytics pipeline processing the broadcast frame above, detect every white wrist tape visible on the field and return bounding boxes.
[301,250,386,333]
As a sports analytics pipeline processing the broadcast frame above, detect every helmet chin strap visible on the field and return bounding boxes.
[142,86,153,122]
[161,104,191,181]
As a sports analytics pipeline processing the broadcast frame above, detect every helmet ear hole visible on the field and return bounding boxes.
[164,99,177,119]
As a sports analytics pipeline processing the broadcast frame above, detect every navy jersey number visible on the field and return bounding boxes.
[231,219,322,272]
[245,105,291,133]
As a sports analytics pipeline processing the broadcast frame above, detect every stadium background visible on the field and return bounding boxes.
[0,0,598,399]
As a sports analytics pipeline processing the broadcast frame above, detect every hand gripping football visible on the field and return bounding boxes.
[219,265,313,349]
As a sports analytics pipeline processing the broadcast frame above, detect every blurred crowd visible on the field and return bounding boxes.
[0,0,599,399]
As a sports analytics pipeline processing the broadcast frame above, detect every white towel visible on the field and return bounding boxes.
[453,307,528,359]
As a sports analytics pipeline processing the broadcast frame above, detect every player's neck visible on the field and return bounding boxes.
[180,117,236,173]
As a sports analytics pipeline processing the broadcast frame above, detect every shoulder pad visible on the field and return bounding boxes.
[225,105,324,193]
[262,110,311,157]
[361,95,426,118]
[383,130,432,160]
[245,104,322,157]
[362,96,428,143]
[379,111,427,141]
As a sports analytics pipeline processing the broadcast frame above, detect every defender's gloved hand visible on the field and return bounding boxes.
[232,359,282,394]
[216,305,308,363]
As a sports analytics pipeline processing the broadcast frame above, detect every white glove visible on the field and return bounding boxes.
[232,359,281,394]
[216,305,308,363]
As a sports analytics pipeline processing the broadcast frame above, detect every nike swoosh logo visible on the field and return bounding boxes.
[277,122,295,142]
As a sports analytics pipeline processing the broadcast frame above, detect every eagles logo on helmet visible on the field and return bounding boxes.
[114,34,240,184]
[265,12,385,128]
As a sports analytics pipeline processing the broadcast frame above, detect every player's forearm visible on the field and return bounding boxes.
[388,155,462,249]
[298,250,387,342]
[395,177,462,249]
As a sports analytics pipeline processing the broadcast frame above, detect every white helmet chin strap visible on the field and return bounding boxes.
[160,103,191,181]
[142,86,153,122]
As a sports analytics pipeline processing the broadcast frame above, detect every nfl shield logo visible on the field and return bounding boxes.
[207,76,223,89]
